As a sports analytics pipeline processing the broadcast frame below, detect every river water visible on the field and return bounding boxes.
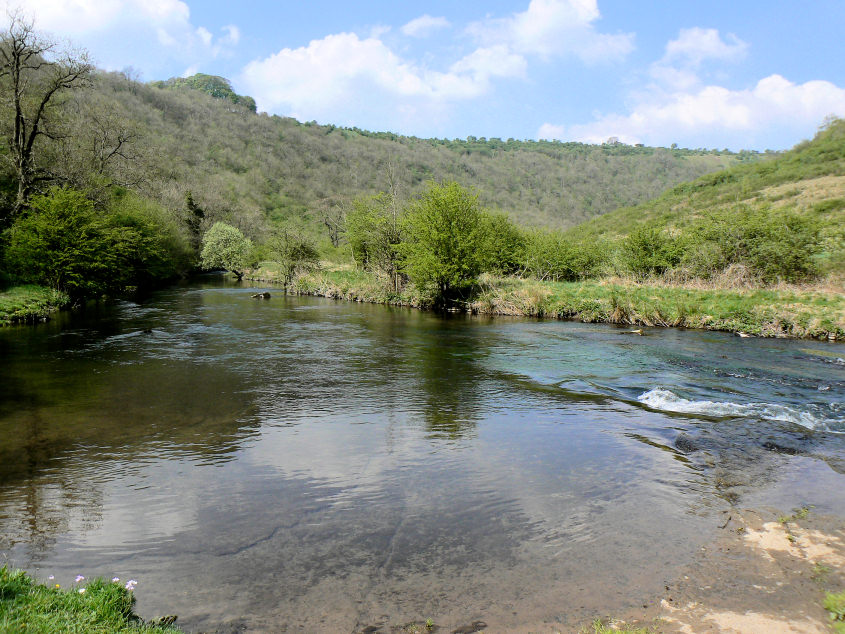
[1,275,843,632]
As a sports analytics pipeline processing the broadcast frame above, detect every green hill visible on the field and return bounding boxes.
[63,71,750,240]
[568,117,845,240]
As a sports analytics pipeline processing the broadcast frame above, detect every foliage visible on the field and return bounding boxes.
[622,225,683,278]
[0,565,181,633]
[4,187,177,300]
[521,228,607,281]
[478,211,526,276]
[399,182,486,302]
[151,73,256,112]
[200,222,253,279]
[681,206,821,282]
[345,191,404,289]
[269,227,320,287]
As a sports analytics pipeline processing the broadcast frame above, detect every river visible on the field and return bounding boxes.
[1,274,843,632]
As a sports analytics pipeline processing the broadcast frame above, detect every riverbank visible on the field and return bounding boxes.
[611,507,845,634]
[246,265,845,340]
[0,284,69,326]
[0,566,181,632]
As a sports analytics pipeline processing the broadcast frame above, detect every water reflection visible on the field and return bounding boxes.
[0,276,842,631]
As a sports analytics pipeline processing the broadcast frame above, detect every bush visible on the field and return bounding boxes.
[521,229,605,281]
[683,206,820,283]
[621,225,683,278]
[4,187,175,300]
[478,211,526,276]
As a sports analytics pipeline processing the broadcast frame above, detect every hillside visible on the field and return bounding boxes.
[568,118,845,238]
[53,71,751,240]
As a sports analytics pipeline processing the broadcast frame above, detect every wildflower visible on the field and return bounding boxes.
[55,584,61,588]
[112,577,120,583]
[47,575,55,580]
[75,575,85,583]
[125,579,138,591]
[78,588,85,594]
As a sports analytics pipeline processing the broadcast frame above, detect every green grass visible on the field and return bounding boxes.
[472,277,845,339]
[825,591,845,633]
[248,265,845,340]
[583,618,656,633]
[0,285,69,326]
[0,566,181,633]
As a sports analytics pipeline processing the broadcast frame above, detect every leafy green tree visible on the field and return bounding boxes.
[200,222,252,279]
[399,181,486,302]
[269,227,319,288]
[4,187,170,299]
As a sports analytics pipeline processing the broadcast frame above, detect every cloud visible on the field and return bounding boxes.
[2,0,239,74]
[221,24,240,46]
[538,75,845,148]
[241,32,526,127]
[664,27,748,67]
[467,0,634,63]
[401,14,450,38]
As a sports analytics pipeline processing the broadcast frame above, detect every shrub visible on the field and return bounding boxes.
[621,225,683,278]
[4,187,175,300]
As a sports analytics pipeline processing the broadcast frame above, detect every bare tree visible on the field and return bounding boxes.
[315,195,347,247]
[0,10,92,220]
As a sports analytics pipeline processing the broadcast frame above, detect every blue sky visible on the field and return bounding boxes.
[6,0,845,149]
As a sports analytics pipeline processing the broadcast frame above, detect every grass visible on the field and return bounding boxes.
[0,566,181,633]
[246,265,845,340]
[582,618,657,633]
[0,284,69,326]
[472,277,845,339]
[825,591,845,633]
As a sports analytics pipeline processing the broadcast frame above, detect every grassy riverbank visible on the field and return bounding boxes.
[248,265,845,340]
[0,566,181,633]
[0,285,69,326]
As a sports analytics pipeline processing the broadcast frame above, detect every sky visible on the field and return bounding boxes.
[4,0,845,150]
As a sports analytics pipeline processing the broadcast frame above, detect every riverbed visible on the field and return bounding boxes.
[1,274,843,632]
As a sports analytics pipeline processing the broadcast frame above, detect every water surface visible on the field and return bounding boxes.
[1,275,843,632]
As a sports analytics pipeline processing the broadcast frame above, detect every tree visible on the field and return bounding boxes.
[346,191,404,290]
[200,222,252,279]
[269,227,319,288]
[398,181,486,303]
[0,11,93,221]
[184,190,205,254]
[5,187,171,300]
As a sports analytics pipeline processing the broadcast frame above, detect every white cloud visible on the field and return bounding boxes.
[450,45,527,82]
[196,26,212,47]
[221,24,240,45]
[241,32,526,125]
[401,14,450,38]
[664,27,748,67]
[538,75,845,148]
[2,0,239,74]
[467,0,634,63]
